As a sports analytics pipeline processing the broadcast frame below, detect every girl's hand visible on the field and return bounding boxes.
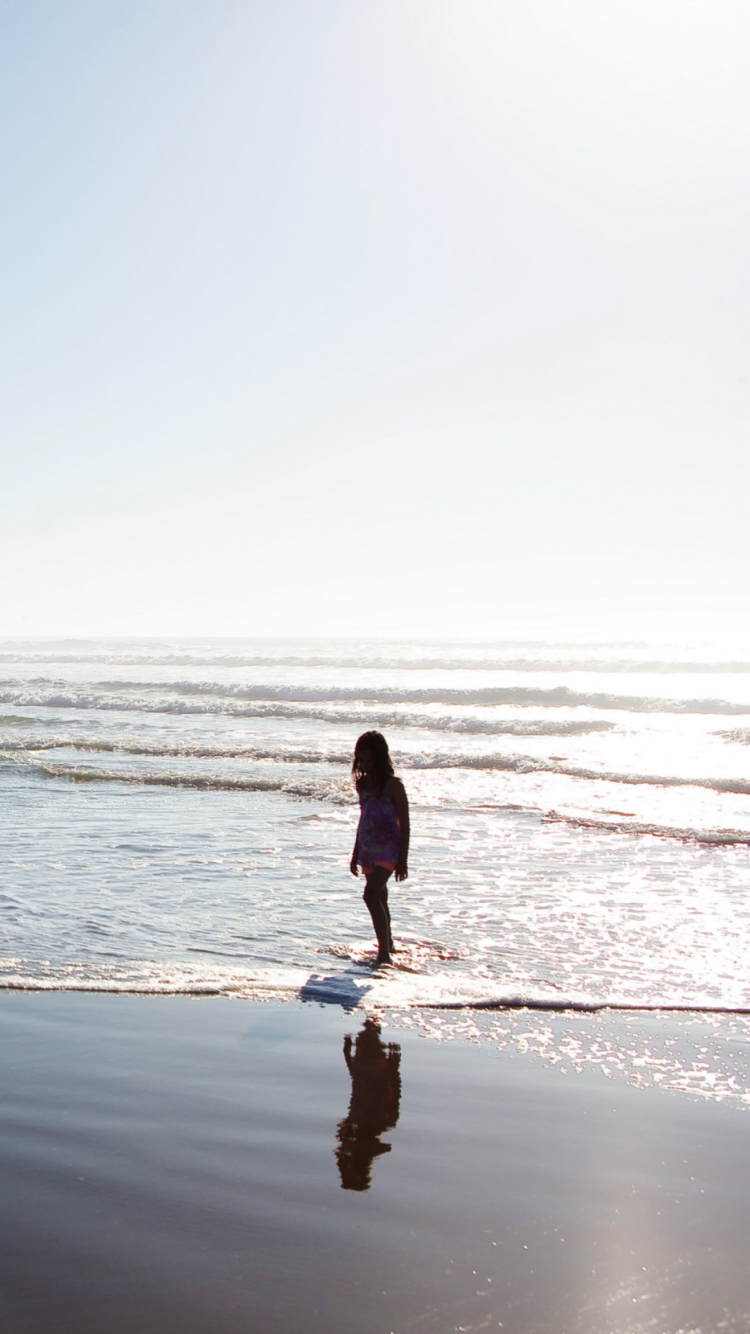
[350,854,359,876]
[395,860,408,882]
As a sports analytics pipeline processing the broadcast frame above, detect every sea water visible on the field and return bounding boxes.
[2,635,750,1101]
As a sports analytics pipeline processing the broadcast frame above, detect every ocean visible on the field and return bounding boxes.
[2,634,750,1102]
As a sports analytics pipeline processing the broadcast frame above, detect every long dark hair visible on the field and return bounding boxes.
[352,731,394,795]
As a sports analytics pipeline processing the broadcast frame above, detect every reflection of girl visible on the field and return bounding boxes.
[350,731,410,967]
[336,1019,402,1191]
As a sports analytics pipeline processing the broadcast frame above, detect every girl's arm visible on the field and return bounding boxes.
[389,778,410,881]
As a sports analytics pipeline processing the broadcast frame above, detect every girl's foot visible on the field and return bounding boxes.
[374,950,392,968]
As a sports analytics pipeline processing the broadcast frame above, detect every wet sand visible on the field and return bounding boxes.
[0,994,748,1333]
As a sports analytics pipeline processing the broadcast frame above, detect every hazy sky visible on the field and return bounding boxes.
[2,0,748,637]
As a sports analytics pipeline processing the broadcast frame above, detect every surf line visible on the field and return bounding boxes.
[413,999,750,1015]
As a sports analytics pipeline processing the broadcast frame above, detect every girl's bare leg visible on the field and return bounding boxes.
[363,867,393,963]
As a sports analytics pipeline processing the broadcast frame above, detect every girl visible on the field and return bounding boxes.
[350,731,409,966]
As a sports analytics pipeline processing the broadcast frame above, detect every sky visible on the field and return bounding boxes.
[1,0,749,638]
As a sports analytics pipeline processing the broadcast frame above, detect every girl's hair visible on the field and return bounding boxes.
[352,731,394,795]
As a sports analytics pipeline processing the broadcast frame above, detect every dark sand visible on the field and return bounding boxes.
[0,994,748,1334]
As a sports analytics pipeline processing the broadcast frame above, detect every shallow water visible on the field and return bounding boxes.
[1,634,750,1095]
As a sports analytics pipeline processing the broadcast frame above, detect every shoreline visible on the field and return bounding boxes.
[0,992,748,1332]
[3,978,750,1015]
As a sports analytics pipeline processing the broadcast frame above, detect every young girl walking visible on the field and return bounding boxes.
[350,731,409,967]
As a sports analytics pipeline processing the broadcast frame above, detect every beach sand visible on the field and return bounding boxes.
[0,994,747,1334]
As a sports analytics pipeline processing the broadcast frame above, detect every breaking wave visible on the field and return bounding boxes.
[6,754,750,843]
[3,650,750,673]
[717,728,750,745]
[18,758,349,800]
[6,738,750,805]
[541,809,750,846]
[0,958,748,1012]
[0,711,615,738]
[411,751,750,795]
[1,678,750,714]
[0,737,352,762]
[6,740,750,798]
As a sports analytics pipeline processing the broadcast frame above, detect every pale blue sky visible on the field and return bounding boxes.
[2,0,749,636]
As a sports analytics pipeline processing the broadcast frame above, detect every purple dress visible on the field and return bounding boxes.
[355,789,401,872]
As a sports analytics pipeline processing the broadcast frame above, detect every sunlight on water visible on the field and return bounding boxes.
[1,635,750,1102]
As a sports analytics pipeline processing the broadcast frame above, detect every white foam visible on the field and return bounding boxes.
[2,677,750,714]
[1,956,747,1016]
